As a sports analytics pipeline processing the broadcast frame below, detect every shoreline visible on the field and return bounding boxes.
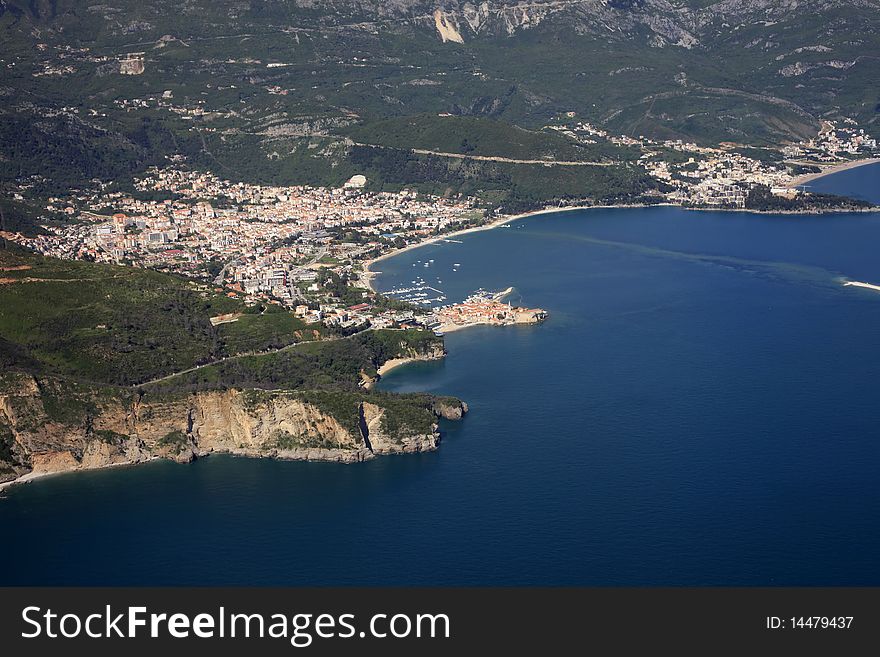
[362,203,660,291]
[376,357,422,377]
[436,321,524,334]
[362,354,446,389]
[684,205,878,216]
[0,457,163,494]
[0,470,54,493]
[787,157,880,188]
[363,195,880,292]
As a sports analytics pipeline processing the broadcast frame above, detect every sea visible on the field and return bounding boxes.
[1,164,879,586]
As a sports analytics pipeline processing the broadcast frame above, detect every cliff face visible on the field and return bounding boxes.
[360,401,438,454]
[0,373,467,487]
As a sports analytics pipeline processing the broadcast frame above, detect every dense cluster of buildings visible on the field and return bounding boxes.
[12,167,477,268]
[4,115,876,336]
[783,120,878,161]
[430,292,548,333]
[643,151,792,207]
[551,117,878,208]
[5,168,482,330]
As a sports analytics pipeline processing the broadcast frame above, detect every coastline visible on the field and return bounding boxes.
[376,357,422,377]
[362,195,880,294]
[365,354,445,389]
[684,205,879,216]
[436,321,513,334]
[0,470,54,493]
[0,451,371,495]
[0,457,162,494]
[362,203,660,292]
[787,157,880,188]
[0,399,450,491]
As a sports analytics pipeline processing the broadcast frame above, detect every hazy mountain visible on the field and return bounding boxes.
[1,0,877,202]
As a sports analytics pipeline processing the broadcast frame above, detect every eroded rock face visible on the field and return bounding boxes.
[433,399,469,421]
[80,436,152,469]
[360,401,431,454]
[0,376,460,487]
[190,390,359,454]
[29,450,79,474]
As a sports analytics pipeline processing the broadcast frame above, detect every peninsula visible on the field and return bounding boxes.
[787,158,880,188]
[0,247,467,491]
[432,290,548,334]
[1,0,879,495]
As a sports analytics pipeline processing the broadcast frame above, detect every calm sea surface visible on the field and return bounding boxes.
[1,164,879,585]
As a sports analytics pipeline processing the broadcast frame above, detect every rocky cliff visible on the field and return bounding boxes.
[0,371,467,488]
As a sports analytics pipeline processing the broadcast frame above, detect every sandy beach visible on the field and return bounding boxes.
[0,470,54,493]
[361,184,879,294]
[787,157,880,188]
[0,457,162,494]
[434,320,524,334]
[361,356,442,388]
[362,203,654,291]
[376,357,422,377]
[435,322,474,334]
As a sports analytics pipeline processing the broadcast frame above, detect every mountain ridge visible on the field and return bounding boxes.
[1,0,877,214]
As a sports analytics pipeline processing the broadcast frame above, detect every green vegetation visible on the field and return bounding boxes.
[158,430,189,452]
[272,431,303,450]
[148,328,442,395]
[0,251,459,449]
[745,186,872,212]
[216,311,319,355]
[0,198,50,236]
[372,392,440,437]
[94,429,129,444]
[372,295,425,314]
[294,389,445,440]
[788,164,822,176]
[601,92,818,147]
[38,381,98,427]
[344,115,635,162]
[297,390,364,437]
[0,421,16,464]
[0,250,320,385]
[3,0,875,221]
[349,146,660,212]
[317,269,369,307]
[0,109,167,196]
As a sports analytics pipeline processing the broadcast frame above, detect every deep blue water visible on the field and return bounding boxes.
[1,165,879,585]
[807,161,880,204]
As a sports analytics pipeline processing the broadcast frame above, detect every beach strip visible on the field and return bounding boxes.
[787,157,880,188]
[362,203,663,292]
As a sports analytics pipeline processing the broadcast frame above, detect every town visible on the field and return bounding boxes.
[2,119,876,336]
[431,290,548,334]
[4,168,491,331]
[550,116,878,208]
